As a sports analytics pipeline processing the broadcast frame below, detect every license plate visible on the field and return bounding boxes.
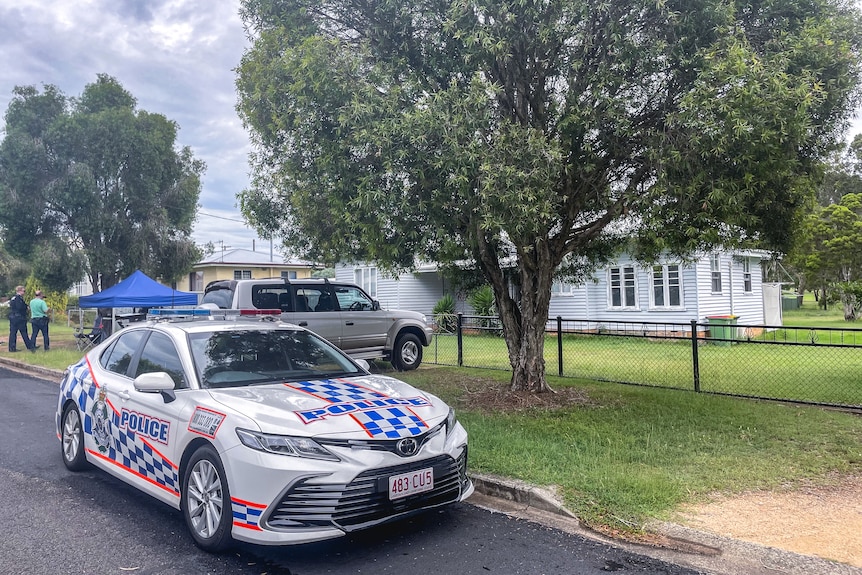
[388,467,433,500]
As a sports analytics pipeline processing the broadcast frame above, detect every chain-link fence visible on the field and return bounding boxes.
[425,315,862,409]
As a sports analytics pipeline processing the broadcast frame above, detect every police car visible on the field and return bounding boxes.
[56,309,472,551]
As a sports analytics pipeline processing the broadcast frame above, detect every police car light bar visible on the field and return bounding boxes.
[147,308,282,321]
[148,308,212,316]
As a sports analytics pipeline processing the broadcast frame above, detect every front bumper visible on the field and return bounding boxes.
[225,427,471,545]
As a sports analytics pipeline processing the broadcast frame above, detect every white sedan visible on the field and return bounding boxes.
[57,309,472,551]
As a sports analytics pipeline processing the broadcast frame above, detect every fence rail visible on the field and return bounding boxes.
[426,315,862,409]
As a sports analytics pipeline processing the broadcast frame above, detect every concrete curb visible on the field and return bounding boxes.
[469,472,578,521]
[0,356,64,380]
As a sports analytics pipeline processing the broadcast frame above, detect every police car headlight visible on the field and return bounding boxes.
[445,407,457,436]
[236,428,340,461]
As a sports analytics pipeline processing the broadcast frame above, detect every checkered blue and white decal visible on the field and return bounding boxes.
[59,357,180,497]
[287,379,431,439]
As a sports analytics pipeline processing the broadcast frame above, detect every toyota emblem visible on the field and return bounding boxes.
[396,437,418,456]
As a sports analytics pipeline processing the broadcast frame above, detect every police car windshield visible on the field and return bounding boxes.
[189,329,362,388]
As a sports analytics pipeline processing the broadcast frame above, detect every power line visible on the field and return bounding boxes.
[197,211,248,223]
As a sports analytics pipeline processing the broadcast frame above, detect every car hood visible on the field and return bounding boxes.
[207,374,447,439]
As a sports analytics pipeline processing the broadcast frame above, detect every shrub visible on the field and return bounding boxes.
[468,285,496,317]
[433,294,457,333]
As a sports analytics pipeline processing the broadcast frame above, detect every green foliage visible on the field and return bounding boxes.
[787,192,862,313]
[433,294,457,333]
[836,280,862,320]
[816,135,862,205]
[467,285,496,317]
[0,75,204,291]
[0,245,30,295]
[236,0,862,391]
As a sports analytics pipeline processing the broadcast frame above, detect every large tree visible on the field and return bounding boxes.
[236,0,862,392]
[0,75,203,292]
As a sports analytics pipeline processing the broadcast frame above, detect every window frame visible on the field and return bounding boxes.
[233,270,252,280]
[742,258,752,293]
[710,254,722,294]
[649,264,683,309]
[189,271,204,292]
[608,265,638,309]
[551,280,575,296]
[354,267,378,298]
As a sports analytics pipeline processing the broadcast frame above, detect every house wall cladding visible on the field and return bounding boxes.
[338,250,766,327]
[549,254,702,325]
[335,265,470,316]
[694,255,765,324]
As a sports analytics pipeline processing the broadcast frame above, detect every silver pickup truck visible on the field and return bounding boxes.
[199,278,433,370]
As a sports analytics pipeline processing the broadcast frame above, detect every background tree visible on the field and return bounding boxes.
[815,135,862,205]
[0,75,203,292]
[0,244,30,296]
[237,0,862,392]
[787,193,862,316]
[785,135,862,306]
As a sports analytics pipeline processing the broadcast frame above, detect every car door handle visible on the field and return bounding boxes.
[345,321,354,326]
[298,321,308,326]
[118,390,131,400]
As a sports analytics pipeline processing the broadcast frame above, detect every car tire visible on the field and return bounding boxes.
[61,404,89,471]
[182,445,233,552]
[392,333,423,371]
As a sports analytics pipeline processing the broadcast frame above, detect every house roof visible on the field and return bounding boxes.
[196,248,318,268]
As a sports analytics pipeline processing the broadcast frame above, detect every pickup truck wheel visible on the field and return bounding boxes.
[392,333,422,371]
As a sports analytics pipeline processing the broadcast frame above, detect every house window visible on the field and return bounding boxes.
[281,270,297,280]
[234,270,252,280]
[710,254,722,293]
[551,281,574,296]
[354,267,378,297]
[609,266,637,308]
[651,265,682,308]
[189,272,203,292]
[742,259,752,293]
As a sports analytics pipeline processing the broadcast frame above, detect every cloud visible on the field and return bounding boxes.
[0,0,264,249]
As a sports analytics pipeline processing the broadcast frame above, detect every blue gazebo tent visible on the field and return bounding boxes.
[78,270,198,309]
[78,270,198,333]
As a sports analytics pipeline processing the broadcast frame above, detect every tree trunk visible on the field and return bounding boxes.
[505,252,554,393]
[510,312,551,393]
[472,227,556,394]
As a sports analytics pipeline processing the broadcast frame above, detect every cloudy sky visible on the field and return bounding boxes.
[1,1,861,252]
[0,0,261,251]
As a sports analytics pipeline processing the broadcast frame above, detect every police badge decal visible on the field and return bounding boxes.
[91,388,112,453]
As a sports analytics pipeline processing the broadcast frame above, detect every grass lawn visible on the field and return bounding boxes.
[398,366,862,534]
[3,302,862,536]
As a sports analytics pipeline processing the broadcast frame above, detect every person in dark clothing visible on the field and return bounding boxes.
[7,286,34,352]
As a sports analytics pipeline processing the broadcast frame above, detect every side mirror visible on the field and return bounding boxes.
[134,372,176,392]
[372,300,380,311]
[355,359,371,371]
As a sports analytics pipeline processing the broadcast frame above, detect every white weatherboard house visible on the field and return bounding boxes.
[337,250,776,329]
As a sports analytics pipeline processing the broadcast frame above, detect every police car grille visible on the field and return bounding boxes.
[267,453,465,531]
[316,423,442,457]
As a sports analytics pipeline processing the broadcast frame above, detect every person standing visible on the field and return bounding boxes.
[29,290,50,352]
[7,286,34,352]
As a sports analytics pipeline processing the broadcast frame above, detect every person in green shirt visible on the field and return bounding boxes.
[29,290,50,351]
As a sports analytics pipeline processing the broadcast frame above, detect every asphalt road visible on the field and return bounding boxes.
[0,366,702,575]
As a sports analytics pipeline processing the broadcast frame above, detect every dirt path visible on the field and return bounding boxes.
[675,476,862,568]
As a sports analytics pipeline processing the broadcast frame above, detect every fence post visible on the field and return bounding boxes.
[457,313,464,367]
[690,319,700,392]
[557,316,563,376]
